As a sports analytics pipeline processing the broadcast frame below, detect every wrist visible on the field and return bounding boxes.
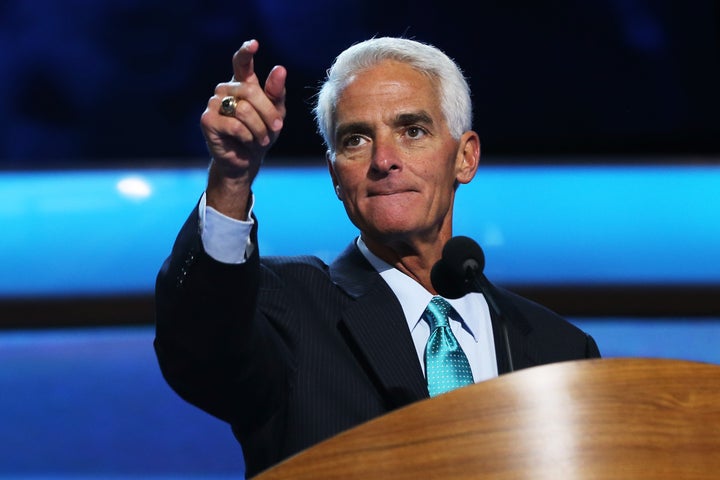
[206,162,253,220]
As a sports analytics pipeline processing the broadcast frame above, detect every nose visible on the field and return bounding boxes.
[370,135,402,175]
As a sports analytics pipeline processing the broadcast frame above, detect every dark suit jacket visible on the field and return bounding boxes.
[155,209,600,478]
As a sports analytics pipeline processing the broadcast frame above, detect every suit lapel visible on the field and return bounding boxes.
[330,242,429,408]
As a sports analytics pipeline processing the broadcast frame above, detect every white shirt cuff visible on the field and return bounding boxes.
[199,192,255,264]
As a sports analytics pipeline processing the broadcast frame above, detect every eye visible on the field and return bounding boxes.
[342,134,368,148]
[406,126,427,139]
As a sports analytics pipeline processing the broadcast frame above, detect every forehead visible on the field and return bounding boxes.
[335,60,441,119]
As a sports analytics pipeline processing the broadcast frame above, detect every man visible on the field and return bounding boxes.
[155,37,600,477]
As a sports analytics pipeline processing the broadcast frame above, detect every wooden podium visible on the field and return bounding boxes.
[254,358,720,479]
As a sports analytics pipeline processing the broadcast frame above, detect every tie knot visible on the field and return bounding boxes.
[425,296,452,329]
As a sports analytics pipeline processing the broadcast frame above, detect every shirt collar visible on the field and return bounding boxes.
[356,237,481,341]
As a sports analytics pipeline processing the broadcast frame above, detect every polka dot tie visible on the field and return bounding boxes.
[424,296,474,397]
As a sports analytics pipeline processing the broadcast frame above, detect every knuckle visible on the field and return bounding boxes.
[235,99,253,116]
[244,82,261,97]
[200,109,212,126]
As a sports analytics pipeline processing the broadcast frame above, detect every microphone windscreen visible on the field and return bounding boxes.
[430,259,466,299]
[441,236,485,278]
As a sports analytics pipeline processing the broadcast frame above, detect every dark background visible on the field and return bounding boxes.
[1,0,718,167]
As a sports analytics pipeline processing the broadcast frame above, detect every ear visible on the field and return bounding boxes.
[455,131,480,185]
[326,150,343,200]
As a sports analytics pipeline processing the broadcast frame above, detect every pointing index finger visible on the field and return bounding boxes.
[231,39,260,82]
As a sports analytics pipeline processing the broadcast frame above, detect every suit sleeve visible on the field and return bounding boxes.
[153,205,290,433]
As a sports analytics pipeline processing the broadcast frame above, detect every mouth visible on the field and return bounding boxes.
[367,190,408,197]
[366,185,417,197]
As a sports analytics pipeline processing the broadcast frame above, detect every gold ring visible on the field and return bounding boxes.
[220,96,237,116]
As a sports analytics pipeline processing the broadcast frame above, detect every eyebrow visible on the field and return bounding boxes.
[334,110,435,144]
[394,111,434,128]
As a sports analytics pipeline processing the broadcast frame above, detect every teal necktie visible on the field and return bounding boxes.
[424,296,474,397]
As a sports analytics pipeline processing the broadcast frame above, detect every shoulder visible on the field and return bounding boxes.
[259,255,331,287]
[494,285,600,358]
[262,255,329,271]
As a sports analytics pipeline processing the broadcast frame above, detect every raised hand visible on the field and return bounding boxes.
[201,40,286,219]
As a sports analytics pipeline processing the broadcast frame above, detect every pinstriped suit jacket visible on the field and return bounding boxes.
[154,208,600,477]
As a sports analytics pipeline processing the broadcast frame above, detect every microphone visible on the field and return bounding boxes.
[431,236,515,372]
[431,236,485,298]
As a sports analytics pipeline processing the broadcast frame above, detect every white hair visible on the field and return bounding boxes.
[313,37,473,152]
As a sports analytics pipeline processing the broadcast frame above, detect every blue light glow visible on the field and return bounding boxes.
[1,164,718,297]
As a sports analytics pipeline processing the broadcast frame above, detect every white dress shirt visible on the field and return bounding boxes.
[198,192,498,383]
[356,238,498,383]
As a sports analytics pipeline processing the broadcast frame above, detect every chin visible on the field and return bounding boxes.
[351,206,432,240]
[364,222,426,244]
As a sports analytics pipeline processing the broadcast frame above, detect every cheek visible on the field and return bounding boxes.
[333,162,363,190]
[421,160,456,190]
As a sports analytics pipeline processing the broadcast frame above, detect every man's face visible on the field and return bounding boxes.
[328,59,478,248]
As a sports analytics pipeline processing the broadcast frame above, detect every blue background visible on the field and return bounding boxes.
[1,164,719,298]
